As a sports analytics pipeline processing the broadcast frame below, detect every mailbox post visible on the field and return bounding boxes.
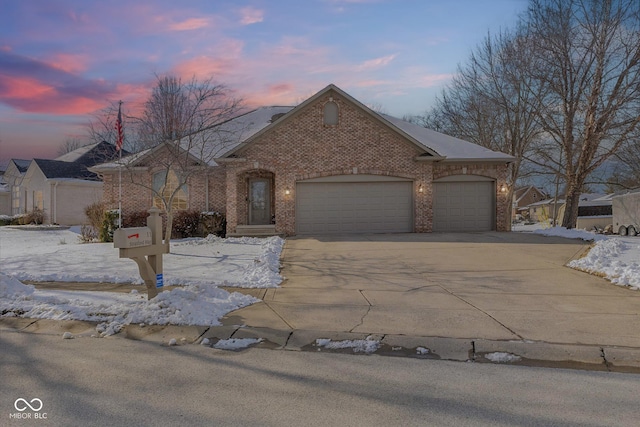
[114,207,168,299]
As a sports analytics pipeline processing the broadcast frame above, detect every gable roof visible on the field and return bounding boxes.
[514,185,545,204]
[379,113,513,161]
[32,159,100,181]
[92,83,514,170]
[90,106,296,171]
[220,84,513,162]
[10,159,31,173]
[55,141,124,166]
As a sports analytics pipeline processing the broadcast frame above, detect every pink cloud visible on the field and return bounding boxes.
[356,54,397,71]
[168,18,210,31]
[171,39,245,79]
[239,7,264,25]
[45,53,89,74]
[0,75,105,114]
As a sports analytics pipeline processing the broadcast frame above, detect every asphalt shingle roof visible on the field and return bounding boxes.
[33,159,100,181]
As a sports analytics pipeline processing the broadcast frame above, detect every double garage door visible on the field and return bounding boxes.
[296,177,495,234]
[296,180,413,234]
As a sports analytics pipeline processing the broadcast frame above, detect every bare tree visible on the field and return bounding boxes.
[87,102,123,150]
[527,0,640,228]
[56,138,83,156]
[120,75,244,246]
[606,128,640,190]
[414,26,545,224]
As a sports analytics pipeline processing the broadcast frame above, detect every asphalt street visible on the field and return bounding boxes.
[2,330,638,427]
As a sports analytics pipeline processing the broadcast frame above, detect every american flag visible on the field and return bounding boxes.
[115,102,124,151]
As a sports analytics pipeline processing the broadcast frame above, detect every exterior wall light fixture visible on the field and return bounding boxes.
[418,184,424,193]
[500,184,507,193]
[285,188,291,195]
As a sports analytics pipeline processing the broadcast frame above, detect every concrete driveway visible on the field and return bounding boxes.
[225,232,640,351]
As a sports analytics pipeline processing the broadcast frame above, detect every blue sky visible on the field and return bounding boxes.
[0,0,528,162]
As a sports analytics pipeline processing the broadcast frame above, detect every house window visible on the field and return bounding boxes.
[323,101,338,125]
[152,170,188,210]
[33,191,43,210]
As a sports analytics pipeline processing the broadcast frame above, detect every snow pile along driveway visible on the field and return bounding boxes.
[568,239,640,290]
[516,225,640,290]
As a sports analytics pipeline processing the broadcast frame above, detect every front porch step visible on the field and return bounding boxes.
[229,225,284,238]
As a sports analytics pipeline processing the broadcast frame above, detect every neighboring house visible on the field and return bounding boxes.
[528,193,613,229]
[0,169,10,216]
[9,141,122,225]
[91,84,514,236]
[512,185,546,219]
[528,198,561,223]
[4,159,31,215]
[21,159,103,224]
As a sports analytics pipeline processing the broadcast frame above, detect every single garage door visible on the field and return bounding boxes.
[433,180,494,232]
[296,179,413,234]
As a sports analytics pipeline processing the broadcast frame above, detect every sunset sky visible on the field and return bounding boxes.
[0,0,527,163]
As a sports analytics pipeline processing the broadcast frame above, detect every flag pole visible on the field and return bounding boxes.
[116,100,124,228]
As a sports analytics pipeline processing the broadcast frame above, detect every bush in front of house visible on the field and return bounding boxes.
[172,210,201,239]
[200,211,226,238]
[123,210,149,228]
[100,210,119,243]
[85,202,105,231]
[80,202,106,243]
[19,208,46,225]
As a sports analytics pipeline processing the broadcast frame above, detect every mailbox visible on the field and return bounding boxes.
[114,227,153,248]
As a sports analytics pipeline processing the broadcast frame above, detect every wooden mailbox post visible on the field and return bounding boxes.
[113,207,168,299]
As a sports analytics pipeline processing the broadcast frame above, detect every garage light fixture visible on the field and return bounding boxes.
[418,184,424,193]
[285,188,291,195]
[500,184,507,193]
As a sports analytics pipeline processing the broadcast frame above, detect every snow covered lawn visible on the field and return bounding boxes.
[0,227,284,335]
[513,224,640,290]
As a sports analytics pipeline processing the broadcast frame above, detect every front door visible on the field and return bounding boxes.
[249,178,271,225]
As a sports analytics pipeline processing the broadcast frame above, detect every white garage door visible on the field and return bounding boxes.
[433,181,494,232]
[296,180,413,234]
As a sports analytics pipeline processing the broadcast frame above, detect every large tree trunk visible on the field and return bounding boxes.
[561,182,581,229]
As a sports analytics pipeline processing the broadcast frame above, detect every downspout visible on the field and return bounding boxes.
[52,181,59,224]
[205,173,209,212]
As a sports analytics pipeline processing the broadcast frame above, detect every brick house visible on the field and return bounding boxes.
[512,185,547,219]
[91,84,514,236]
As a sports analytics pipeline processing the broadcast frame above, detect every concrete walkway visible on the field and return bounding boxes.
[216,232,640,370]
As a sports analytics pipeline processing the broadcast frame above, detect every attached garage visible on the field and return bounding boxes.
[433,176,495,232]
[296,175,413,234]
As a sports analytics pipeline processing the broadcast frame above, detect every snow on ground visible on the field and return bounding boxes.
[315,337,381,354]
[0,227,283,288]
[213,337,263,350]
[485,352,522,363]
[513,223,640,290]
[0,227,284,334]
